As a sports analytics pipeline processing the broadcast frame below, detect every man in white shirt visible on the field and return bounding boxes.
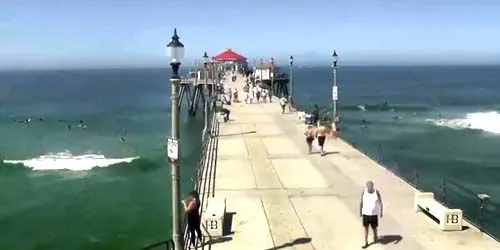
[279,96,288,114]
[261,89,267,103]
[360,181,383,249]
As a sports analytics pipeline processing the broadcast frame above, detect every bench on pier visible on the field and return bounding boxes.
[202,198,226,237]
[413,192,463,231]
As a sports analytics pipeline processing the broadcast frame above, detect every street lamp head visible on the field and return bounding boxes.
[167,28,185,64]
[202,51,209,68]
[332,50,338,63]
[289,55,294,65]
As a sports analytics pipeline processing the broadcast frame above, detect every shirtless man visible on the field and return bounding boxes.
[304,125,316,154]
[315,124,336,156]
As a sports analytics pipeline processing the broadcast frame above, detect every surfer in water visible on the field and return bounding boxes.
[362,119,368,128]
[78,120,87,129]
[120,129,127,142]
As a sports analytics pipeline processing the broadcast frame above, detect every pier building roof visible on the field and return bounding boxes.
[212,48,247,62]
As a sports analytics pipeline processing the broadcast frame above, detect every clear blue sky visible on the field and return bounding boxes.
[1,0,500,69]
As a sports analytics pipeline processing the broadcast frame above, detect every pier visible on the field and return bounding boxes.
[193,73,500,250]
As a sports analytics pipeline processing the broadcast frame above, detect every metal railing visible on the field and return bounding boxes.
[140,239,174,250]
[140,104,218,250]
[344,140,500,242]
[181,110,219,249]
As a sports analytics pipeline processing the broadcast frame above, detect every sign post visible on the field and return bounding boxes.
[167,138,179,162]
[332,86,338,101]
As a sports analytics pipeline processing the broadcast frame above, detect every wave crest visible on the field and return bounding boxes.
[2,151,139,171]
[427,111,500,134]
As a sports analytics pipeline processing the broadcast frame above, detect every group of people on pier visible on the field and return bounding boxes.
[303,109,342,156]
[182,71,388,249]
[242,82,272,104]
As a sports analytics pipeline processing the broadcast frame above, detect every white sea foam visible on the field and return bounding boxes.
[3,151,139,171]
[427,111,500,134]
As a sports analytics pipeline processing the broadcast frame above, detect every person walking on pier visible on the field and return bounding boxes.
[334,115,341,132]
[304,125,316,154]
[360,181,383,249]
[315,124,334,156]
[183,191,203,249]
[256,87,261,103]
[279,96,288,114]
[243,84,250,104]
[261,88,267,103]
[312,105,320,125]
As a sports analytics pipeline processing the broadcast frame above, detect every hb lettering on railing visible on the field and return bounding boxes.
[206,220,219,230]
[446,214,460,224]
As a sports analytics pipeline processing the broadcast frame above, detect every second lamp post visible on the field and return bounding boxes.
[289,55,294,106]
[270,57,275,101]
[202,51,210,139]
[332,50,339,120]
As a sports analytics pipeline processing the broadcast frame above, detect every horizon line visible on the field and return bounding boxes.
[2,63,500,72]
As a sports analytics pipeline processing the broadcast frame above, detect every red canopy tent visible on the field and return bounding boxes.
[212,49,247,62]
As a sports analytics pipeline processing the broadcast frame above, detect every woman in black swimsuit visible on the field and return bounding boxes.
[183,191,203,248]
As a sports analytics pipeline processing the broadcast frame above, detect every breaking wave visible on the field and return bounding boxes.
[427,111,500,134]
[2,151,139,171]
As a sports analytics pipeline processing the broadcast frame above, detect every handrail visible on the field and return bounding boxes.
[139,239,174,250]
[181,109,219,249]
[140,104,218,250]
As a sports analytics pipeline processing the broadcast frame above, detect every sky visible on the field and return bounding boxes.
[1,0,500,69]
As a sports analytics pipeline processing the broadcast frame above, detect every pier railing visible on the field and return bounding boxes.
[139,106,217,250]
[181,110,219,249]
[345,140,500,242]
[139,239,174,250]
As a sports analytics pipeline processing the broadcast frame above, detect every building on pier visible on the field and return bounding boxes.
[253,60,290,98]
[212,48,248,73]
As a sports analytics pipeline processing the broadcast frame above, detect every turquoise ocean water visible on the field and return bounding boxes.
[1,66,500,249]
[0,69,203,249]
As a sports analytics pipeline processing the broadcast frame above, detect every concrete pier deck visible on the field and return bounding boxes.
[198,73,500,250]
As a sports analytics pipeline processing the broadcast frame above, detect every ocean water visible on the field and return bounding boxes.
[0,68,204,249]
[2,66,500,249]
[292,65,500,239]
